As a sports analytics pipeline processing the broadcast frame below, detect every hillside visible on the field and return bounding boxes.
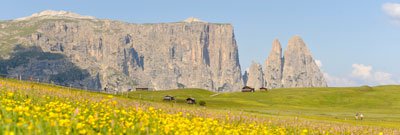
[0,78,399,134]
[127,86,400,127]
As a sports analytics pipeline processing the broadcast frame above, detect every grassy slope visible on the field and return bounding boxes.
[127,86,400,128]
[0,18,79,57]
[1,77,399,128]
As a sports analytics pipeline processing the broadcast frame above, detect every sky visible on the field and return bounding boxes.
[0,0,399,87]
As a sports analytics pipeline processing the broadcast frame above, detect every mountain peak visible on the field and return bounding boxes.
[286,35,309,52]
[14,10,96,21]
[282,35,327,88]
[263,38,283,89]
[271,38,282,52]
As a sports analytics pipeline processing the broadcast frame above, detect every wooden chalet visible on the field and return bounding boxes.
[163,95,175,101]
[242,86,255,92]
[186,98,196,104]
[136,88,149,91]
[259,87,268,91]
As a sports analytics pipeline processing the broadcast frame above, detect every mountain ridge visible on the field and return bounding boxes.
[245,36,327,89]
[1,10,326,92]
[14,10,96,21]
[0,10,243,92]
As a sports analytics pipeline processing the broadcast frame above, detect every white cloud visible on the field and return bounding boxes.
[351,64,372,79]
[315,59,322,68]
[383,3,400,19]
[323,72,357,87]
[372,71,396,85]
[350,63,396,85]
[351,64,396,85]
[319,61,398,87]
[318,60,357,87]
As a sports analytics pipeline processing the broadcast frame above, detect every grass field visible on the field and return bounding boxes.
[127,86,400,128]
[1,78,399,134]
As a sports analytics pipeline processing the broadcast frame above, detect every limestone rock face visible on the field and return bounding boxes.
[246,36,327,89]
[281,36,327,87]
[264,39,283,89]
[245,62,264,89]
[0,11,243,92]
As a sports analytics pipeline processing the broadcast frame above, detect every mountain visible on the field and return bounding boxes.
[0,10,327,91]
[246,36,327,89]
[0,10,243,92]
[263,39,283,89]
[281,36,327,88]
[244,62,264,89]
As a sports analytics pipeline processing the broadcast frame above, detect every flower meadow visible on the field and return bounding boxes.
[0,79,398,135]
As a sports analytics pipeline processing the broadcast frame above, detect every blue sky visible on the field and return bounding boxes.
[1,0,399,86]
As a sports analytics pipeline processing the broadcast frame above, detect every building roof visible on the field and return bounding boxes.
[242,86,254,89]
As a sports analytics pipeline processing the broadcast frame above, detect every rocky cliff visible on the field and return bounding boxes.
[281,36,326,88]
[246,36,327,89]
[0,10,243,92]
[244,62,264,89]
[264,39,283,88]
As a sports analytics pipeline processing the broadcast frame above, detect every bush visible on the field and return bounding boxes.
[199,101,206,106]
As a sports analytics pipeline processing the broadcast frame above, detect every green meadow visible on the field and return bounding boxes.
[1,78,399,134]
[126,86,400,128]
